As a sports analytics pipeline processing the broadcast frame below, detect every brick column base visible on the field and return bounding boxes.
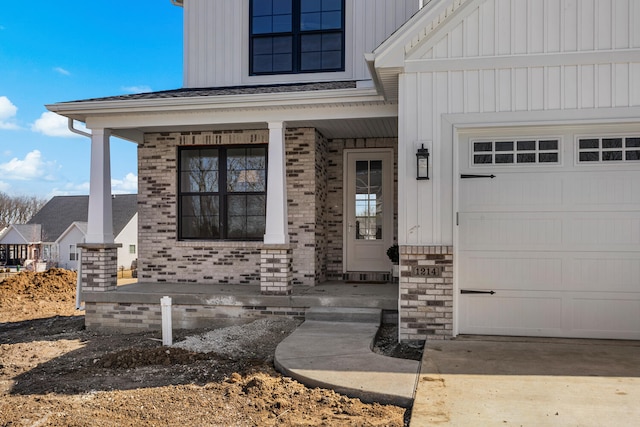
[78,243,121,292]
[399,245,454,342]
[260,246,293,295]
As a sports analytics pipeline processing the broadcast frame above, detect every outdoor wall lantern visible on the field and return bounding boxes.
[416,143,430,180]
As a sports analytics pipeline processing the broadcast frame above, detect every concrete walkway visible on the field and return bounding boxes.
[274,307,420,407]
[411,336,640,426]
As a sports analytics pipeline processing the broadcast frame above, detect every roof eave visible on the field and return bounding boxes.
[46,86,388,122]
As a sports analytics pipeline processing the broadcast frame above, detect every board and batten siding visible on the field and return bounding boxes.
[183,0,420,88]
[399,0,640,246]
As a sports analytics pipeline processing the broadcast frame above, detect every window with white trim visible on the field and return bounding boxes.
[472,139,560,165]
[250,0,345,75]
[577,136,640,163]
[69,244,77,261]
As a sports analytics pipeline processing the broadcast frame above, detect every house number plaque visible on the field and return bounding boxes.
[411,266,444,278]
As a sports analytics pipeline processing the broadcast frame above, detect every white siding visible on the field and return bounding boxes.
[417,0,640,60]
[398,0,640,246]
[58,227,85,270]
[0,228,28,245]
[115,214,138,270]
[184,0,244,87]
[184,0,420,87]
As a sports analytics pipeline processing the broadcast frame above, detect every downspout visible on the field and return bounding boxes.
[364,53,385,99]
[68,118,91,138]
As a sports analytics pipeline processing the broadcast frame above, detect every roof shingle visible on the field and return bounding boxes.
[63,81,358,103]
[27,194,137,242]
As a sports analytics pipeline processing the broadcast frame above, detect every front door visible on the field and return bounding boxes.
[344,149,394,272]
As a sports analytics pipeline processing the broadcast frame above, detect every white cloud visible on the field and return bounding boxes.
[112,173,138,194]
[0,150,57,181]
[0,181,9,193]
[0,96,19,130]
[122,85,152,94]
[53,67,71,76]
[31,111,88,137]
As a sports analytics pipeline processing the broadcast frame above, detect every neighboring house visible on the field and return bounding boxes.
[47,0,640,340]
[0,195,138,271]
[56,222,88,270]
[0,224,47,270]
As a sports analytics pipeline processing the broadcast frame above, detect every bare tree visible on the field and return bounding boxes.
[0,192,47,229]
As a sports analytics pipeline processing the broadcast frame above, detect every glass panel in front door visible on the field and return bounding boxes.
[355,160,383,240]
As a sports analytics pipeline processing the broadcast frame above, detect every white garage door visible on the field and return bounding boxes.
[458,129,640,339]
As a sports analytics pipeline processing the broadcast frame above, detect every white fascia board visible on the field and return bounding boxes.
[364,53,384,96]
[372,0,453,69]
[85,99,398,130]
[46,87,386,121]
[404,0,485,61]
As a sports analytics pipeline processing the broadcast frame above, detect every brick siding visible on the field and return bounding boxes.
[79,244,119,292]
[399,245,454,341]
[84,301,306,332]
[139,129,325,288]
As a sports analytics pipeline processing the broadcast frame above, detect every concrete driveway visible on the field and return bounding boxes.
[410,336,640,426]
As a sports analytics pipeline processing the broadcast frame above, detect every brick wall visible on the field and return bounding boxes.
[285,129,326,286]
[79,244,119,292]
[139,129,323,287]
[136,131,398,288]
[314,132,329,283]
[84,301,306,332]
[260,247,293,294]
[399,245,454,341]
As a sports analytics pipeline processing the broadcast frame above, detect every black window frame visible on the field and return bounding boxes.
[249,0,346,75]
[178,145,268,241]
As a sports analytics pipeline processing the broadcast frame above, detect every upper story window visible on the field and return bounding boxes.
[250,0,345,75]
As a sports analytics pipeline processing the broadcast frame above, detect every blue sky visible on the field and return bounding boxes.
[0,1,183,200]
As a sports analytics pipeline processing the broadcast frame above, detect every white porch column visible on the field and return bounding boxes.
[85,128,114,244]
[263,121,289,244]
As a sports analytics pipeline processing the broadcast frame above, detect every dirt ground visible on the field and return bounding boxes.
[0,270,420,426]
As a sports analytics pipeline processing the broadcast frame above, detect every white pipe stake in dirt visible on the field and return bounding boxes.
[161,296,173,346]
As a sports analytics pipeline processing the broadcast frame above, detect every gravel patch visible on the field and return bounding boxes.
[173,317,301,359]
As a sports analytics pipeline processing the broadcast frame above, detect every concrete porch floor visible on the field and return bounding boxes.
[87,280,399,312]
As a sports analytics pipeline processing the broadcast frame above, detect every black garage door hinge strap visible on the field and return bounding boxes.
[461,289,496,295]
[460,174,496,179]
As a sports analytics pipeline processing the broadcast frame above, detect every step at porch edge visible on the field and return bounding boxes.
[305,307,382,324]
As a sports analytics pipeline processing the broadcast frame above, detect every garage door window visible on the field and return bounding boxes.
[472,139,560,165]
[578,137,640,163]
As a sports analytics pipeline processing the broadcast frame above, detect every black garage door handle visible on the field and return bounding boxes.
[460,174,496,179]
[461,290,496,295]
